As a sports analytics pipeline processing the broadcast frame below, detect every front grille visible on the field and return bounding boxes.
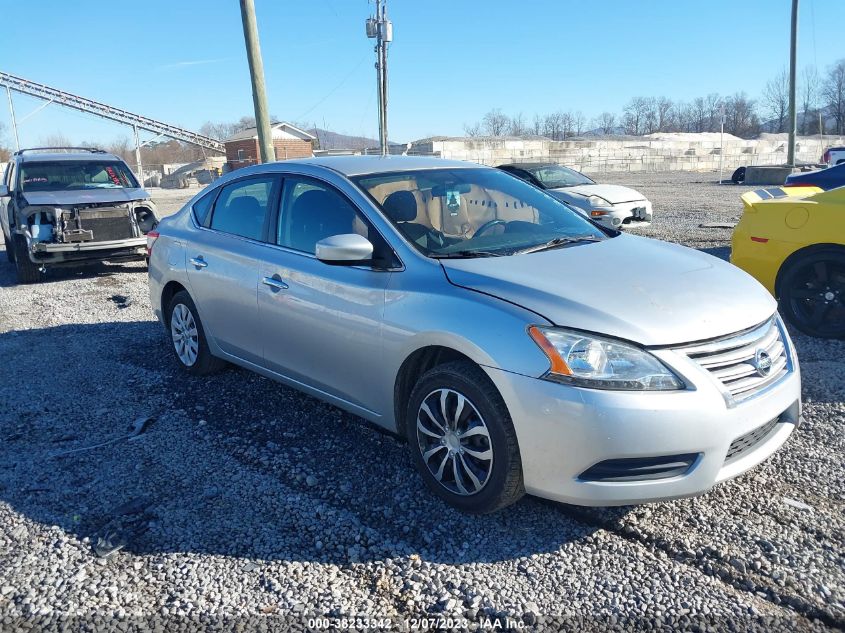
[725,417,781,464]
[676,318,790,404]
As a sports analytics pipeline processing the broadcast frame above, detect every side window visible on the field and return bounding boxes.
[209,176,276,241]
[277,177,370,254]
[192,189,217,226]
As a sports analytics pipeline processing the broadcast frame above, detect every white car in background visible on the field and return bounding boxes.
[498,163,653,229]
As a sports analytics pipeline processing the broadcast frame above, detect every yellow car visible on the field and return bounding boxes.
[731,185,845,338]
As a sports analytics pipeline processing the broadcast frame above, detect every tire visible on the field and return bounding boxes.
[778,248,845,339]
[13,235,42,284]
[166,290,227,375]
[3,231,15,263]
[405,360,524,513]
[731,166,746,184]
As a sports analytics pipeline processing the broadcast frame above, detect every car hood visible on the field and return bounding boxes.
[551,183,645,204]
[21,188,150,207]
[440,235,775,346]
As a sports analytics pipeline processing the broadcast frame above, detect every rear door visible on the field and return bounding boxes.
[185,174,281,365]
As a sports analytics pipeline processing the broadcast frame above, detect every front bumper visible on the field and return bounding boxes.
[484,346,801,506]
[591,200,653,229]
[29,237,147,265]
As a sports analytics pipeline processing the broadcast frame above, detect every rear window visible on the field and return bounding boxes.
[18,160,138,192]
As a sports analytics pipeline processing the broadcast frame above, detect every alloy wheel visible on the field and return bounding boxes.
[170,303,199,366]
[786,259,845,337]
[416,388,493,496]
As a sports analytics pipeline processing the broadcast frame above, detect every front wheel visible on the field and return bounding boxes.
[778,249,845,338]
[13,235,42,284]
[406,360,523,513]
[166,290,226,375]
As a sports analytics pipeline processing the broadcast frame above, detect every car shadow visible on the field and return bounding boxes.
[0,321,621,567]
[697,246,730,262]
[0,253,147,288]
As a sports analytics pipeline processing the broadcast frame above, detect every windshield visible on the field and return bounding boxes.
[353,167,608,257]
[527,164,594,188]
[18,160,139,192]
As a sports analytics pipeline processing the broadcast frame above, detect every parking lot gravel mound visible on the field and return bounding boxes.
[0,174,842,631]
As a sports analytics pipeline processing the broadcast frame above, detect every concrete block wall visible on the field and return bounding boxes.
[415,136,845,173]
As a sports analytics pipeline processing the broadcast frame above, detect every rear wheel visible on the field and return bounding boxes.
[166,290,226,375]
[406,360,523,513]
[778,249,845,338]
[13,235,42,284]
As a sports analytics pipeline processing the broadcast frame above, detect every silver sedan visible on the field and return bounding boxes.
[148,156,801,513]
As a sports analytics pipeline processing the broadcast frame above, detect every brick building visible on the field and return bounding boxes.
[224,122,315,170]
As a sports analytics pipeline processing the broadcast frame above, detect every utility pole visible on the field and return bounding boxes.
[6,86,20,151]
[719,103,726,183]
[367,0,393,156]
[239,0,274,163]
[787,0,799,166]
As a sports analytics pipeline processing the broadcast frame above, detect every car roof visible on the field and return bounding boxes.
[18,151,123,164]
[277,155,480,177]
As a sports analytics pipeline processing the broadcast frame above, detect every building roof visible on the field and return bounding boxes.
[224,122,316,142]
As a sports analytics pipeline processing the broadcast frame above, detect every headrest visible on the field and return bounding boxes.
[382,190,418,222]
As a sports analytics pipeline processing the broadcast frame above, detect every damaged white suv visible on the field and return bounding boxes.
[0,147,158,283]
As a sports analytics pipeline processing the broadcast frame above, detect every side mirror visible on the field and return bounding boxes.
[0,185,9,197]
[315,233,374,264]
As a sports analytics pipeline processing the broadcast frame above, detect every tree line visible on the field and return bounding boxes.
[463,59,845,140]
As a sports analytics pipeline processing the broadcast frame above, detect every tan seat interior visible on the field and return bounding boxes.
[371,179,540,238]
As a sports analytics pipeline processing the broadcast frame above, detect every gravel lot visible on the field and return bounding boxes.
[0,172,842,631]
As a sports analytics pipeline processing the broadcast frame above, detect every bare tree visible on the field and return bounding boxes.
[800,65,821,134]
[38,133,75,148]
[571,111,585,136]
[623,97,649,135]
[704,93,722,132]
[508,112,529,136]
[541,111,566,140]
[594,112,616,135]
[823,59,845,135]
[482,109,510,136]
[656,97,674,132]
[762,69,789,132]
[463,122,482,137]
[531,113,543,136]
[723,93,760,138]
[0,122,10,161]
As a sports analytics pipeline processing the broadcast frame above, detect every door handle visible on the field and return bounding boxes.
[190,256,208,269]
[262,275,289,292]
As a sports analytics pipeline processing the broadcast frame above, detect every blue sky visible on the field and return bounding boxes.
[1,0,843,146]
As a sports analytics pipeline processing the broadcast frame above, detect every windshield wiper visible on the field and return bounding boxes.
[513,235,602,255]
[430,250,505,259]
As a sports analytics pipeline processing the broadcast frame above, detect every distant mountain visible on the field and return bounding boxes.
[308,128,382,151]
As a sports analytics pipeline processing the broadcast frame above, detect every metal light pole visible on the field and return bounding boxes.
[787,0,799,166]
[367,0,392,156]
[240,0,274,163]
[6,86,20,151]
[133,124,143,186]
[719,103,725,183]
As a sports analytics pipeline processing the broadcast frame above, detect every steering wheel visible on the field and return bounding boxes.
[473,219,507,237]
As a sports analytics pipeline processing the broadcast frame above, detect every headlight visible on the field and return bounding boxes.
[528,326,685,391]
[585,195,610,208]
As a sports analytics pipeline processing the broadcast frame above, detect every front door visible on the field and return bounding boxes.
[185,174,280,365]
[257,175,392,414]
